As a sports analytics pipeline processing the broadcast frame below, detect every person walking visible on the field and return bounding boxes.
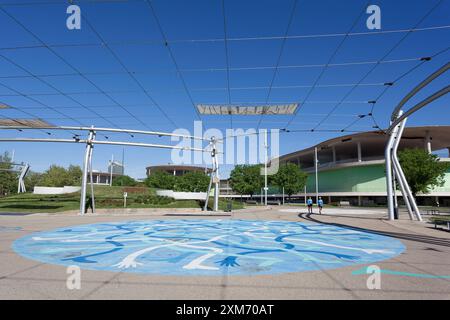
[307,197,313,214]
[318,196,324,214]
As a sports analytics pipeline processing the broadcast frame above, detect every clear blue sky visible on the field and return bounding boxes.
[0,0,449,178]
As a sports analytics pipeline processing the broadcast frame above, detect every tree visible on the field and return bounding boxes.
[229,164,263,198]
[398,148,450,197]
[144,170,176,190]
[67,165,82,186]
[174,171,209,192]
[112,175,137,187]
[0,152,16,195]
[24,171,43,192]
[39,165,82,187]
[271,163,308,200]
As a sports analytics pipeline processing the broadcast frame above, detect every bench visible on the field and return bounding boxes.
[430,217,450,231]
[426,209,440,215]
[339,201,350,206]
[267,200,281,205]
[245,200,258,205]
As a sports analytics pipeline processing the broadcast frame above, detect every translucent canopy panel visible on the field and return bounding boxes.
[0,118,54,128]
[196,103,298,115]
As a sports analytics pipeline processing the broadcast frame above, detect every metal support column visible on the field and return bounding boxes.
[204,137,220,212]
[385,121,400,220]
[17,163,30,193]
[88,131,96,213]
[304,185,307,206]
[357,141,362,162]
[386,112,422,221]
[212,137,219,212]
[393,172,398,219]
[109,154,114,186]
[314,147,319,205]
[392,160,413,219]
[424,131,432,153]
[203,171,213,212]
[80,129,95,215]
[391,115,422,221]
[391,114,413,219]
[264,129,268,206]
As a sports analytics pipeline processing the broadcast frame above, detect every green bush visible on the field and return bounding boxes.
[134,194,174,205]
[174,171,209,192]
[144,171,176,189]
[112,175,137,187]
[96,198,124,207]
[39,164,82,187]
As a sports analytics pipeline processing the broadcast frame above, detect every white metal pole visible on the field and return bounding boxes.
[204,141,213,212]
[385,121,400,220]
[204,172,213,212]
[213,178,219,211]
[264,129,268,206]
[110,154,113,186]
[282,186,285,205]
[212,138,220,212]
[0,138,207,152]
[18,168,22,193]
[393,173,398,218]
[392,160,414,219]
[314,147,319,205]
[304,185,306,206]
[393,155,423,221]
[357,141,362,162]
[391,114,422,221]
[80,130,94,215]
[0,125,209,141]
[88,136,95,213]
[391,111,412,219]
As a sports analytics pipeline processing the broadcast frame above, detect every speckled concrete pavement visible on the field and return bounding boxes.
[0,206,449,300]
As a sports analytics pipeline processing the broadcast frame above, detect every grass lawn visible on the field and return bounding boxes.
[0,185,243,213]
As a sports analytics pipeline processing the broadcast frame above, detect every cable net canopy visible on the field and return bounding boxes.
[0,0,448,140]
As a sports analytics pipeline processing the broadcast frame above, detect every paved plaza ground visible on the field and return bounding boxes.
[0,206,449,300]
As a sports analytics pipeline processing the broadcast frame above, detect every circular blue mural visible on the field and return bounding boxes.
[13,219,405,275]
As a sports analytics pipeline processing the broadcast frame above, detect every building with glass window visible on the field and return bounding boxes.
[277,126,450,206]
[146,165,211,177]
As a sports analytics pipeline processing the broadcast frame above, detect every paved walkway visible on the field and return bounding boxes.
[0,206,449,299]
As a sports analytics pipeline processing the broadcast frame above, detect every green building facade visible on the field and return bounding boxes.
[305,163,450,194]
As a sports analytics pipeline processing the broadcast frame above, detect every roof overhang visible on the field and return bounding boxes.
[278,125,450,161]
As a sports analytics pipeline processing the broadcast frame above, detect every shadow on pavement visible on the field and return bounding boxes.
[299,212,450,248]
